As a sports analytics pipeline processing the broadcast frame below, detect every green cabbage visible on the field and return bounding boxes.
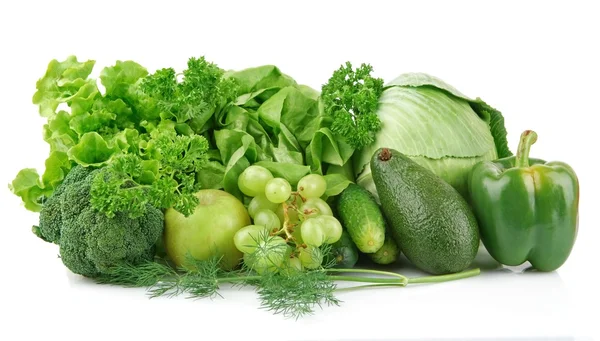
[354,73,512,199]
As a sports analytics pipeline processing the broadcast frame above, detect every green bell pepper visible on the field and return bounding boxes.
[468,130,579,271]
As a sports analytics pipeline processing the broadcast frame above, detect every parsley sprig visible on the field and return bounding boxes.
[141,56,238,124]
[321,62,384,149]
[90,130,209,218]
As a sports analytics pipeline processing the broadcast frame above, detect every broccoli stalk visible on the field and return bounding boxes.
[37,166,164,278]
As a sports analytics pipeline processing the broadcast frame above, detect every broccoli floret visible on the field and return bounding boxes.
[37,166,93,244]
[36,166,164,278]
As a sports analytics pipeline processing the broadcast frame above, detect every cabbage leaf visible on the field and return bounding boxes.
[355,73,512,199]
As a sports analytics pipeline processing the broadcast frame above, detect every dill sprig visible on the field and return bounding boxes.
[98,255,241,300]
[97,259,176,287]
[256,270,340,319]
[98,256,480,318]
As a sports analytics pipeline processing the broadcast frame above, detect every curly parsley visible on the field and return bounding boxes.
[321,62,384,149]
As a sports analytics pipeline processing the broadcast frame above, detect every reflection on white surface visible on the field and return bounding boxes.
[326,247,575,340]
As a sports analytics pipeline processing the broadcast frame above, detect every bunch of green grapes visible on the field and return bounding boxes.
[233,166,342,274]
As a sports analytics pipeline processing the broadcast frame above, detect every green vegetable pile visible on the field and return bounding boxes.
[9,56,580,318]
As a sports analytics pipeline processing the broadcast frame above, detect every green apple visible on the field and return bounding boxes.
[164,189,251,270]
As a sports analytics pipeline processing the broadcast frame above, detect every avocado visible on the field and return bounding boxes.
[370,148,479,275]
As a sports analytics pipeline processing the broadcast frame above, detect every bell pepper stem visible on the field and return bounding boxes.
[515,130,538,168]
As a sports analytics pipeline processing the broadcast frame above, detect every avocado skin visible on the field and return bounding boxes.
[371,148,479,275]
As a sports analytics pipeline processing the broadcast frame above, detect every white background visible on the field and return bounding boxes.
[0,1,598,340]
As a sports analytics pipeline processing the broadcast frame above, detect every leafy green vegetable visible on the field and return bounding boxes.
[355,72,512,199]
[32,56,96,117]
[100,60,149,99]
[141,56,238,126]
[90,128,209,218]
[9,169,48,212]
[214,65,324,199]
[306,127,354,175]
[323,174,353,198]
[321,62,384,149]
[67,132,118,167]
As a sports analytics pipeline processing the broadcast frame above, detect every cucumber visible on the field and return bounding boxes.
[336,183,386,253]
[325,230,359,268]
[367,233,400,265]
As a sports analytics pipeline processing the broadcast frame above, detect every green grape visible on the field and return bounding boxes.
[297,174,327,199]
[318,215,343,244]
[300,218,326,247]
[233,224,269,254]
[287,256,303,271]
[264,178,292,203]
[248,195,279,218]
[300,197,333,218]
[280,256,303,276]
[298,246,323,269]
[249,237,290,274]
[254,209,281,231]
[238,165,274,197]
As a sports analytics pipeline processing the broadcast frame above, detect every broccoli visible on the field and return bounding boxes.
[36,166,164,278]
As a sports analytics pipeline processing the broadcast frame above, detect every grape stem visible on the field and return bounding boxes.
[291,191,307,203]
[277,202,294,241]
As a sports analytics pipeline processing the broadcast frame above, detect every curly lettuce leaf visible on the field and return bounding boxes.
[67,132,118,167]
[43,110,79,153]
[100,60,148,99]
[40,151,72,190]
[69,82,101,116]
[9,169,47,212]
[32,56,96,117]
[9,151,73,212]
